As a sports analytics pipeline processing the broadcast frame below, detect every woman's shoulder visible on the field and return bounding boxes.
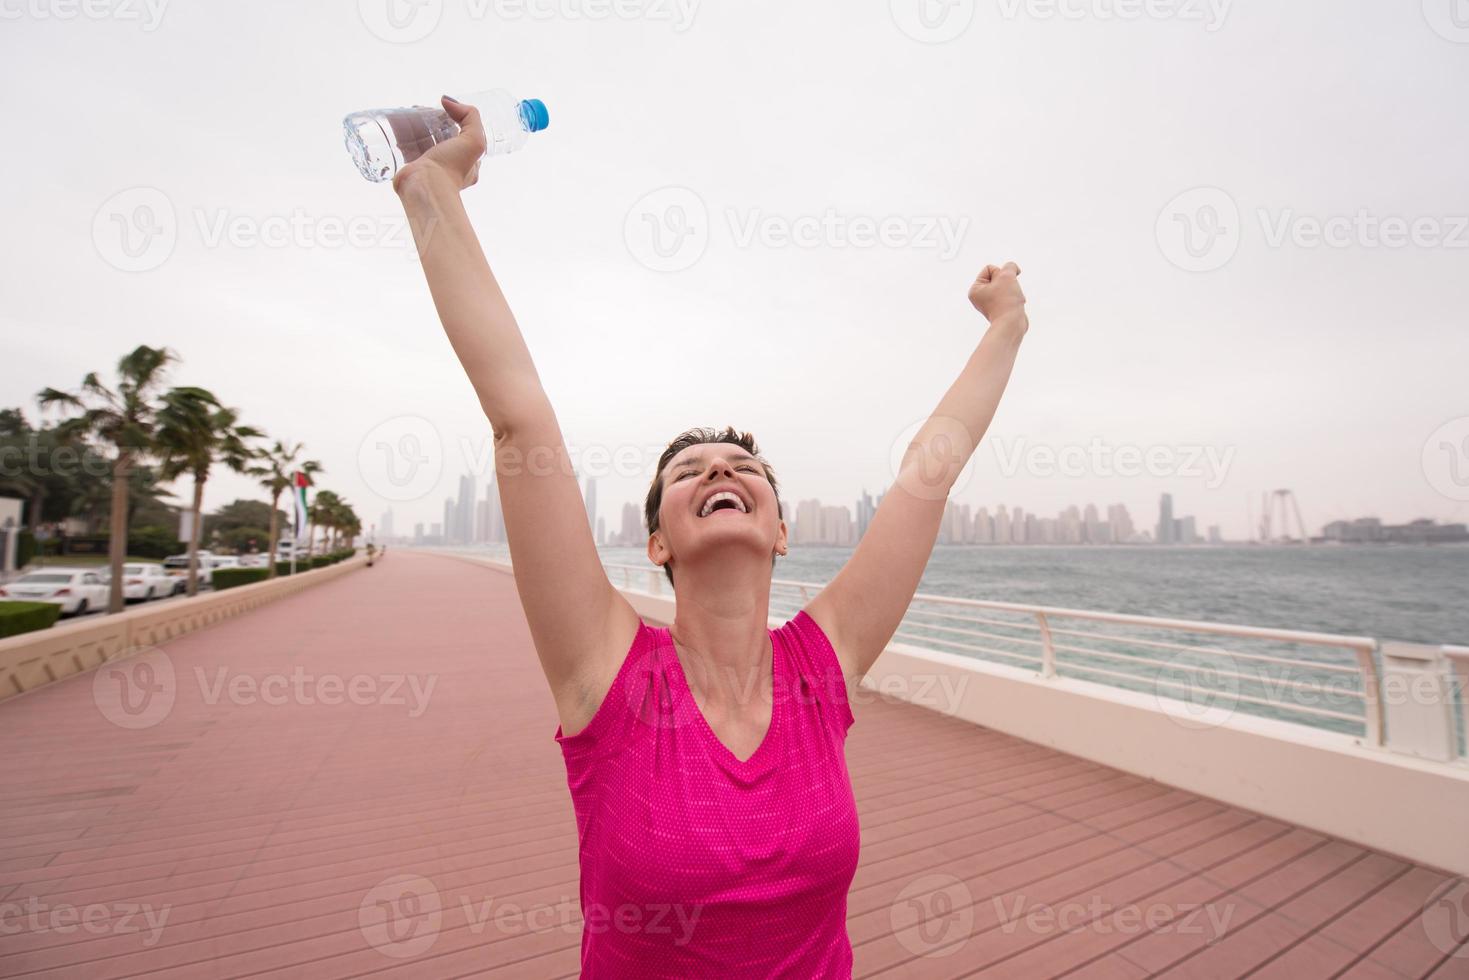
[552,597,653,747]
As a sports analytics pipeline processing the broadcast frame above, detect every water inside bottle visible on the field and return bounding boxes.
[344,106,459,182]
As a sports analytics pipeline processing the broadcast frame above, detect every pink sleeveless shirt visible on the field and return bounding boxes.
[553,609,861,977]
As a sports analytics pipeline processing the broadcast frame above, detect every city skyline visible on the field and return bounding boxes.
[3,6,1465,553]
[378,472,1463,549]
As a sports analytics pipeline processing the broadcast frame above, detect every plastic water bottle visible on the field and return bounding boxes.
[344,90,549,182]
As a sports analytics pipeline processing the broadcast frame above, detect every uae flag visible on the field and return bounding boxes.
[292,471,310,542]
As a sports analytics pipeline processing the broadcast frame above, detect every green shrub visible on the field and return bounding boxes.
[0,601,62,638]
[312,555,332,568]
[17,531,36,569]
[212,568,270,591]
[128,525,182,560]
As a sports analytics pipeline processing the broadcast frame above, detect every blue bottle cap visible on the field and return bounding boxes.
[517,98,550,133]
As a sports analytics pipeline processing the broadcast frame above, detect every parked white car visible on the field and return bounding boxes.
[105,562,175,602]
[163,551,215,590]
[209,556,243,571]
[0,568,109,616]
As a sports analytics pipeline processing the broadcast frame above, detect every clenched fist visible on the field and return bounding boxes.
[968,262,1028,334]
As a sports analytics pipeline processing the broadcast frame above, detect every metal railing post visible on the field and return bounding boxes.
[1443,645,1469,762]
[1036,612,1056,678]
[1354,642,1385,748]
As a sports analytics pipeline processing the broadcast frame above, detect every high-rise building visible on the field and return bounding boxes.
[456,474,475,543]
[596,516,605,546]
[380,508,394,539]
[974,507,994,543]
[619,502,642,548]
[795,499,824,545]
[995,505,1011,545]
[856,490,878,541]
[1157,493,1175,545]
[584,476,597,536]
[1108,504,1135,543]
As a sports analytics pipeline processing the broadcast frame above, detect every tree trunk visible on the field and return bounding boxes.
[186,474,206,597]
[266,491,281,579]
[107,453,130,614]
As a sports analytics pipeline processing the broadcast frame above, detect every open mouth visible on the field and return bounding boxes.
[698,490,750,518]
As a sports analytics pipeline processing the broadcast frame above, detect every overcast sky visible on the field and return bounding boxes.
[3,0,1466,542]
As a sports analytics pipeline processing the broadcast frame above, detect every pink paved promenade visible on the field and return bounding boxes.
[0,551,1464,978]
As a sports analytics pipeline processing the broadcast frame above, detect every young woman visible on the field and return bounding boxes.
[395,94,1029,977]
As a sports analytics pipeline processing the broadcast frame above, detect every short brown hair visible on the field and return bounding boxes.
[644,425,784,587]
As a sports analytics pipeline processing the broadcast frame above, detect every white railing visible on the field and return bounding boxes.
[601,562,1387,747]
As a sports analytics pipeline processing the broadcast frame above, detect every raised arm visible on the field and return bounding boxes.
[394,96,640,733]
[803,263,1029,680]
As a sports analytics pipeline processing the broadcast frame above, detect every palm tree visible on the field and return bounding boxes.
[248,440,322,577]
[37,346,177,613]
[155,389,263,596]
[308,489,343,558]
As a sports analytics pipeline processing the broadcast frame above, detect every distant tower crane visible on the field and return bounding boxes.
[1258,489,1309,544]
